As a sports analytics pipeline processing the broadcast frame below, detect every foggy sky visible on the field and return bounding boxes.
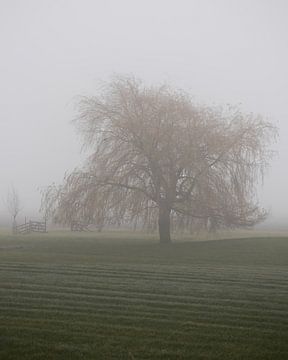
[1,0,287,223]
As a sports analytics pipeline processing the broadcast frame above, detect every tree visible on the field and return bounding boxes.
[5,185,21,233]
[42,76,277,243]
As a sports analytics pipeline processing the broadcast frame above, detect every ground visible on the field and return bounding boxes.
[0,230,287,359]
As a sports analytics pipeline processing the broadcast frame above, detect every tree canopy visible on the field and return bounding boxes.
[42,76,277,243]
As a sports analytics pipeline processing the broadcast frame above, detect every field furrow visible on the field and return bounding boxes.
[0,235,287,359]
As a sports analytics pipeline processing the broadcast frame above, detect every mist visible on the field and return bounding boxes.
[0,0,287,225]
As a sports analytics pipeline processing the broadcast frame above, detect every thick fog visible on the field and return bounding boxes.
[0,0,287,225]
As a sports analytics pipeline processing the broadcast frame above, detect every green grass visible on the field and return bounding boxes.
[0,232,287,359]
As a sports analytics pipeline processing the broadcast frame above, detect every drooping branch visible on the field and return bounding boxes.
[42,76,277,241]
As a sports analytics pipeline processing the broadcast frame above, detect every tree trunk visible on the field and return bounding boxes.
[158,206,171,244]
[12,217,17,235]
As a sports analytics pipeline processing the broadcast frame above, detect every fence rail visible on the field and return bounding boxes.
[15,221,47,235]
[71,221,90,232]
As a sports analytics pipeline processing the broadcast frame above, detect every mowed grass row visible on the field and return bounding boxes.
[0,233,288,359]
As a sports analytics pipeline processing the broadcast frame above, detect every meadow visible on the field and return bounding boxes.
[0,231,287,359]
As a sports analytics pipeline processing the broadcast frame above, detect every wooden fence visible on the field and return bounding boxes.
[15,221,47,235]
[71,221,90,232]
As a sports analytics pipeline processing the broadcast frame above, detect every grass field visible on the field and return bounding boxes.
[0,231,287,359]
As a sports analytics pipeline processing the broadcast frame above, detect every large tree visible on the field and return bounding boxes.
[43,77,277,243]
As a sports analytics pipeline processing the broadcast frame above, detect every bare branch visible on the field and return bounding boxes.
[42,76,277,242]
